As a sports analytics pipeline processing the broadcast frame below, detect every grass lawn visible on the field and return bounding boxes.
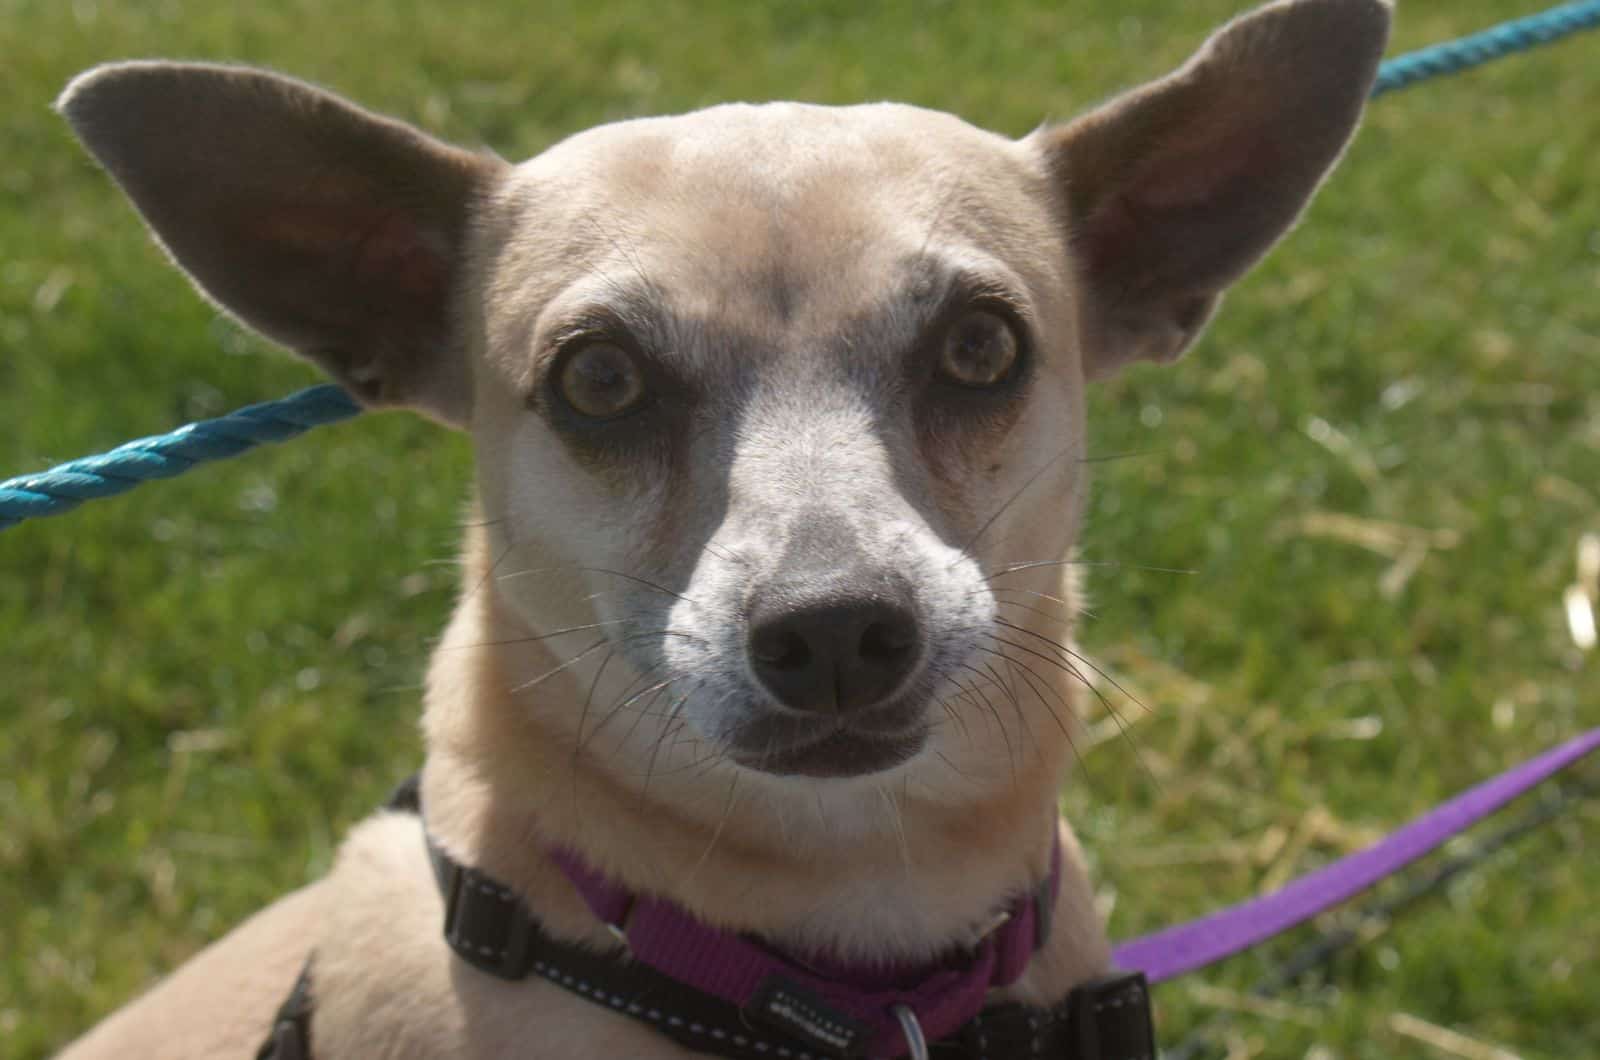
[4,1,1598,1056]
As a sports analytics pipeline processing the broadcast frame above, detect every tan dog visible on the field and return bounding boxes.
[55,1,1389,1056]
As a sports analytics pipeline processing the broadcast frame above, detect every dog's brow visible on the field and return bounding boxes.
[544,286,670,357]
[906,259,1034,328]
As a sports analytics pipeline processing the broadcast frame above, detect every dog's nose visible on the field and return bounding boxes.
[747,594,921,714]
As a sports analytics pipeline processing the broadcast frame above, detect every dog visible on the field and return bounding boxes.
[53,1,1390,1055]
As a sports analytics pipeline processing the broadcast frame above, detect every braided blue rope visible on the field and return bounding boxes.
[1372,0,1600,97]
[5,0,1600,532]
[0,385,359,530]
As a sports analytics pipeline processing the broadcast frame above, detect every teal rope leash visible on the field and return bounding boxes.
[1372,0,1600,97]
[0,385,359,531]
[6,0,1600,532]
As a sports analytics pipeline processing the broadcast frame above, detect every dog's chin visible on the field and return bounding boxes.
[734,726,927,779]
[722,702,930,779]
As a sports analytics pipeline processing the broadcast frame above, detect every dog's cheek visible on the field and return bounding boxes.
[908,409,1034,556]
[974,370,1086,566]
[480,418,670,606]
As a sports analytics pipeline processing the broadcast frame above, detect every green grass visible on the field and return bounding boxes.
[4,1,1598,1056]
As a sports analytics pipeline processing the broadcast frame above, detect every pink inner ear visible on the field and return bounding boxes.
[352,212,450,304]
[1079,192,1139,276]
[249,206,448,305]
[1126,122,1276,212]
[1081,118,1285,286]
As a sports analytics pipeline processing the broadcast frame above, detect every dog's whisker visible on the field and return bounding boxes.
[619,680,682,776]
[987,618,1157,784]
[876,783,912,872]
[981,585,1074,607]
[506,628,688,707]
[495,562,726,617]
[982,632,1094,699]
[924,668,973,746]
[986,586,1100,623]
[986,557,1196,580]
[950,436,1086,569]
[991,596,1075,628]
[641,682,705,793]
[982,632,1159,790]
[993,617,1152,719]
[981,632,1129,760]
[438,617,640,653]
[507,636,612,695]
[979,645,1077,743]
[1076,449,1159,465]
[975,658,1043,776]
[976,648,1091,783]
[954,670,1018,785]
[582,668,685,757]
[681,770,743,892]
[572,648,628,764]
[569,565,707,607]
[997,597,1100,624]
[616,710,713,781]
[933,750,982,785]
[457,537,523,610]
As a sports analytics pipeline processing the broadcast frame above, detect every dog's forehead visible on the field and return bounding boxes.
[531,100,1025,201]
[487,102,1061,346]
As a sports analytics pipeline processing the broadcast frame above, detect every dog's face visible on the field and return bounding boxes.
[468,104,1084,779]
[58,0,1389,797]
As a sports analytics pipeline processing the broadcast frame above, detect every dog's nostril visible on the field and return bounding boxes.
[751,628,812,671]
[859,620,914,665]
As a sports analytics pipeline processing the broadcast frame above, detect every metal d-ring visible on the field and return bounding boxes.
[891,1004,930,1060]
[605,899,635,952]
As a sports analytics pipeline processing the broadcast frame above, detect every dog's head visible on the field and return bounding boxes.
[60,1,1388,795]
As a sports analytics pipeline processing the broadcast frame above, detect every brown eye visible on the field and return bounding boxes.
[556,342,647,419]
[938,310,1020,387]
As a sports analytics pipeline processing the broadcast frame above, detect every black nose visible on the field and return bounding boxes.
[747,594,921,714]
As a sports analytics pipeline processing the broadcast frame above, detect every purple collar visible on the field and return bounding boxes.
[543,828,1063,1058]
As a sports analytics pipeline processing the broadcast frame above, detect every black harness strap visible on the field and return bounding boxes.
[256,776,1157,1059]
[254,959,314,1060]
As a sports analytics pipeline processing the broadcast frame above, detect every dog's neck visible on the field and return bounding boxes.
[418,523,1110,996]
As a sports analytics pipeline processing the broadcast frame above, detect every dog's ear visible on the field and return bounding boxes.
[1032,0,1390,378]
[57,62,506,426]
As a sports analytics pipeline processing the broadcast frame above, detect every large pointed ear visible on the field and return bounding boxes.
[1032,0,1390,378]
[57,62,507,426]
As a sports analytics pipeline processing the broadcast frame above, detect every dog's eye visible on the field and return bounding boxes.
[937,310,1020,388]
[556,342,647,419]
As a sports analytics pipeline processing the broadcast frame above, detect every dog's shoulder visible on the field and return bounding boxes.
[56,878,331,1059]
[310,809,697,1058]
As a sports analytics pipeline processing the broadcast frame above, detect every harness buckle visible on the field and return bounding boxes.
[1065,971,1156,1060]
[604,902,633,951]
[976,907,1013,941]
[441,861,536,980]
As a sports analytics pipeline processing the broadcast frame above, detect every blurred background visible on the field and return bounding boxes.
[2,1,1597,1056]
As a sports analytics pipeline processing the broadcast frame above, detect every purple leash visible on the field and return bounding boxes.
[1112,726,1600,984]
